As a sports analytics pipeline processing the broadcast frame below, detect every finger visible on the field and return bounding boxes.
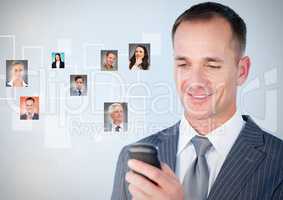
[126,170,160,196]
[128,184,151,200]
[128,159,172,188]
[161,163,176,178]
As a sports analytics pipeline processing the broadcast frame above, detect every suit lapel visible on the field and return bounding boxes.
[156,121,180,171]
[207,115,266,200]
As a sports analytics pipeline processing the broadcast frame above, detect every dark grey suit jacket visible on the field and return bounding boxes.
[20,113,39,120]
[111,115,283,200]
[70,88,87,96]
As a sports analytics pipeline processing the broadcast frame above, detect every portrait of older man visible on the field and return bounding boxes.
[105,102,128,132]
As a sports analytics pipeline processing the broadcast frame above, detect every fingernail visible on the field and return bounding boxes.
[125,172,130,182]
[128,159,133,168]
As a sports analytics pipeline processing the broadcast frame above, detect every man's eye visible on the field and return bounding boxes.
[176,63,187,67]
[207,65,221,69]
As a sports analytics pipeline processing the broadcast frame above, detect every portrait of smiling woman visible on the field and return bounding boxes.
[129,43,150,70]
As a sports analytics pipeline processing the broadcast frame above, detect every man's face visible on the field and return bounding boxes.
[25,99,34,114]
[75,78,84,90]
[173,17,247,121]
[111,105,124,124]
[106,53,116,66]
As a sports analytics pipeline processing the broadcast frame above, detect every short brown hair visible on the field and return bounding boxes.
[172,2,247,54]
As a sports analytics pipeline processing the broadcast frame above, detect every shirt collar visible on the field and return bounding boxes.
[112,122,123,129]
[25,112,34,118]
[8,80,28,87]
[178,110,244,158]
[76,88,84,92]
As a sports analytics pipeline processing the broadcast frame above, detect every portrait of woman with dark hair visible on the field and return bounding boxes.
[51,52,65,68]
[129,44,150,70]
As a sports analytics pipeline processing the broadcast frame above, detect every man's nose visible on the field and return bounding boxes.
[189,67,206,84]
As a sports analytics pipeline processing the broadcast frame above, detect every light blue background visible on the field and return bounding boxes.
[0,0,282,199]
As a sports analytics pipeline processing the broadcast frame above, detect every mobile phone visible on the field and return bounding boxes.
[128,143,161,184]
[128,143,161,169]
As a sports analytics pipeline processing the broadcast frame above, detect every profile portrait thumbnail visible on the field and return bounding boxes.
[101,50,118,71]
[129,43,150,70]
[104,102,128,132]
[70,75,87,96]
[6,60,28,87]
[20,96,39,120]
[51,52,65,68]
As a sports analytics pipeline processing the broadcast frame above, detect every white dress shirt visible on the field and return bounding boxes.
[7,80,28,87]
[176,110,245,194]
[111,123,124,132]
[56,61,60,68]
[131,64,142,70]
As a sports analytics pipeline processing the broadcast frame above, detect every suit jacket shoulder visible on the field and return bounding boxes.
[207,115,283,200]
[260,126,283,180]
[52,62,56,68]
[243,115,283,173]
[137,122,180,144]
[20,114,27,120]
[33,113,39,120]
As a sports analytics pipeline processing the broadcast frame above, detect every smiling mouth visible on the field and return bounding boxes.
[187,92,213,102]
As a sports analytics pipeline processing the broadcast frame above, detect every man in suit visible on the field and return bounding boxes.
[70,75,87,96]
[111,2,283,200]
[105,103,128,132]
[102,51,117,71]
[20,97,39,120]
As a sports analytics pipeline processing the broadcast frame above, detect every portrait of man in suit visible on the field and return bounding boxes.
[20,96,39,120]
[104,102,128,132]
[70,75,87,96]
[112,2,283,200]
[101,50,118,71]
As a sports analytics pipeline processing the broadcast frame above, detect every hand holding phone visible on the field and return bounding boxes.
[128,143,161,169]
[128,143,161,184]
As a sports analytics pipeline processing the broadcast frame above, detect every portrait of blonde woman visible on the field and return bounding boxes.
[6,60,28,87]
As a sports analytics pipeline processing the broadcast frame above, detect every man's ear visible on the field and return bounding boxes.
[237,56,251,86]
